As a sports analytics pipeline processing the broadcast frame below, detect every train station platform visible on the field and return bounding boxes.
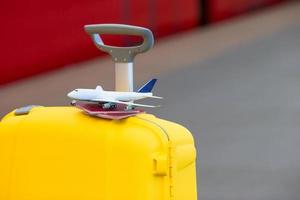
[1,1,300,199]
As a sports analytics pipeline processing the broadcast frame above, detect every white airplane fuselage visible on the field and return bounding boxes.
[68,89,153,102]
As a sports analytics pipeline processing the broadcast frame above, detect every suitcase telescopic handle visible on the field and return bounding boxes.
[84,24,154,63]
[84,24,154,92]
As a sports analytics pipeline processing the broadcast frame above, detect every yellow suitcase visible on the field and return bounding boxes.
[0,24,197,200]
[0,106,197,200]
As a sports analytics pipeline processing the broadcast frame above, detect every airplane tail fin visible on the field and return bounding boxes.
[137,79,157,93]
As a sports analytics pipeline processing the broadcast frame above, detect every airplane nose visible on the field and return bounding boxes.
[67,91,74,98]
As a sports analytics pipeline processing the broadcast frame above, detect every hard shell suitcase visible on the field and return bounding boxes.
[0,24,197,200]
[0,107,197,200]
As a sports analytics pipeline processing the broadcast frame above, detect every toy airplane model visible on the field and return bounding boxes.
[68,79,162,110]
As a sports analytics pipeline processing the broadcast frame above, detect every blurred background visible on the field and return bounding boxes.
[1,0,300,199]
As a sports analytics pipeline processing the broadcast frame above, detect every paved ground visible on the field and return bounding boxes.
[1,2,300,200]
[152,25,300,200]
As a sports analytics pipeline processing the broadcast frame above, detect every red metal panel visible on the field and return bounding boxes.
[128,0,200,38]
[0,0,200,85]
[209,0,285,22]
[1,0,123,85]
[154,0,199,37]
[154,0,178,37]
[176,0,199,31]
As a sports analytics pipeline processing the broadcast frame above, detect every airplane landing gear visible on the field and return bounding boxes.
[102,103,116,109]
[70,100,77,106]
[125,105,135,110]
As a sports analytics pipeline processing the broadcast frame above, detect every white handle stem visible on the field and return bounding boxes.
[115,62,133,92]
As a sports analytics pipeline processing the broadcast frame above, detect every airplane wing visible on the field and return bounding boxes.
[124,101,161,108]
[147,95,163,99]
[91,98,160,108]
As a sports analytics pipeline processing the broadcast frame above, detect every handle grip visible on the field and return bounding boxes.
[84,24,154,62]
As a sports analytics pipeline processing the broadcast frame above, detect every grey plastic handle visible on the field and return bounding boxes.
[84,24,154,62]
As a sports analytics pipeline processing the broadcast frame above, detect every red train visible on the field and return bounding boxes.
[0,0,285,85]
